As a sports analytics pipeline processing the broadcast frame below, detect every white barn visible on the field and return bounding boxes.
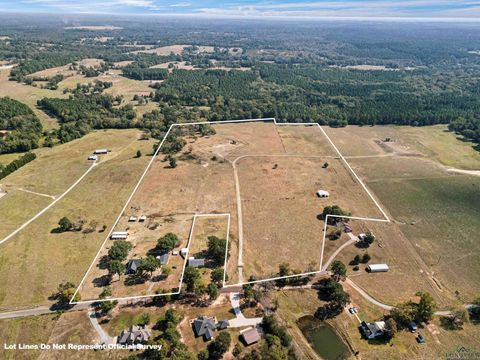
[367,264,389,273]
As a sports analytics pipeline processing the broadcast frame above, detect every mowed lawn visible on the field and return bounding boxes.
[0,130,143,241]
[0,131,154,310]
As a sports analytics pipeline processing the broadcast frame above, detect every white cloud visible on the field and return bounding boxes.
[170,2,190,7]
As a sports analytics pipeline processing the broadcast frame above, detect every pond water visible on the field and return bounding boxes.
[297,315,350,360]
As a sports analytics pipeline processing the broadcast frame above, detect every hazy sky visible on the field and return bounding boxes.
[1,0,480,19]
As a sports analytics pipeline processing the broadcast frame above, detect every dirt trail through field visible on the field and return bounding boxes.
[446,168,480,176]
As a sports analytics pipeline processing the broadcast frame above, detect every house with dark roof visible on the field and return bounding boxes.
[126,259,142,274]
[192,316,216,341]
[117,325,152,345]
[360,321,385,339]
[216,319,229,330]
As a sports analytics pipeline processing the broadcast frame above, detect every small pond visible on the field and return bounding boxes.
[297,315,350,360]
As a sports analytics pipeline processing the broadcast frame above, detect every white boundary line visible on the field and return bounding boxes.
[71,117,392,301]
[0,161,98,246]
[72,213,230,305]
[315,124,391,222]
[71,118,272,303]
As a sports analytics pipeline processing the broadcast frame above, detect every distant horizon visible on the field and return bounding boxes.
[0,11,480,24]
[1,0,480,21]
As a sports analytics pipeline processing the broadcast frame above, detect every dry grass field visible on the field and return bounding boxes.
[238,155,384,280]
[324,124,480,170]
[0,314,58,360]
[0,130,142,240]
[0,69,65,129]
[79,122,395,297]
[58,69,153,102]
[0,130,154,310]
[331,219,450,307]
[324,125,480,303]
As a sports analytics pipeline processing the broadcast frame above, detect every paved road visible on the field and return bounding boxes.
[0,303,91,319]
[228,292,263,328]
[88,310,116,345]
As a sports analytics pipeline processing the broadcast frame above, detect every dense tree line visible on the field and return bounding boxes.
[37,93,135,143]
[0,97,42,153]
[122,65,168,80]
[0,152,36,180]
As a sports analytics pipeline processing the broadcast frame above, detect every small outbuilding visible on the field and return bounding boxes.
[110,231,128,240]
[157,252,169,265]
[316,190,330,198]
[88,154,98,161]
[94,149,108,154]
[367,264,389,273]
[188,257,205,268]
[128,216,138,222]
[139,215,147,222]
[241,327,261,345]
[180,248,189,258]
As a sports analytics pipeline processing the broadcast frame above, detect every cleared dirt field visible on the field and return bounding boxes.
[0,131,154,311]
